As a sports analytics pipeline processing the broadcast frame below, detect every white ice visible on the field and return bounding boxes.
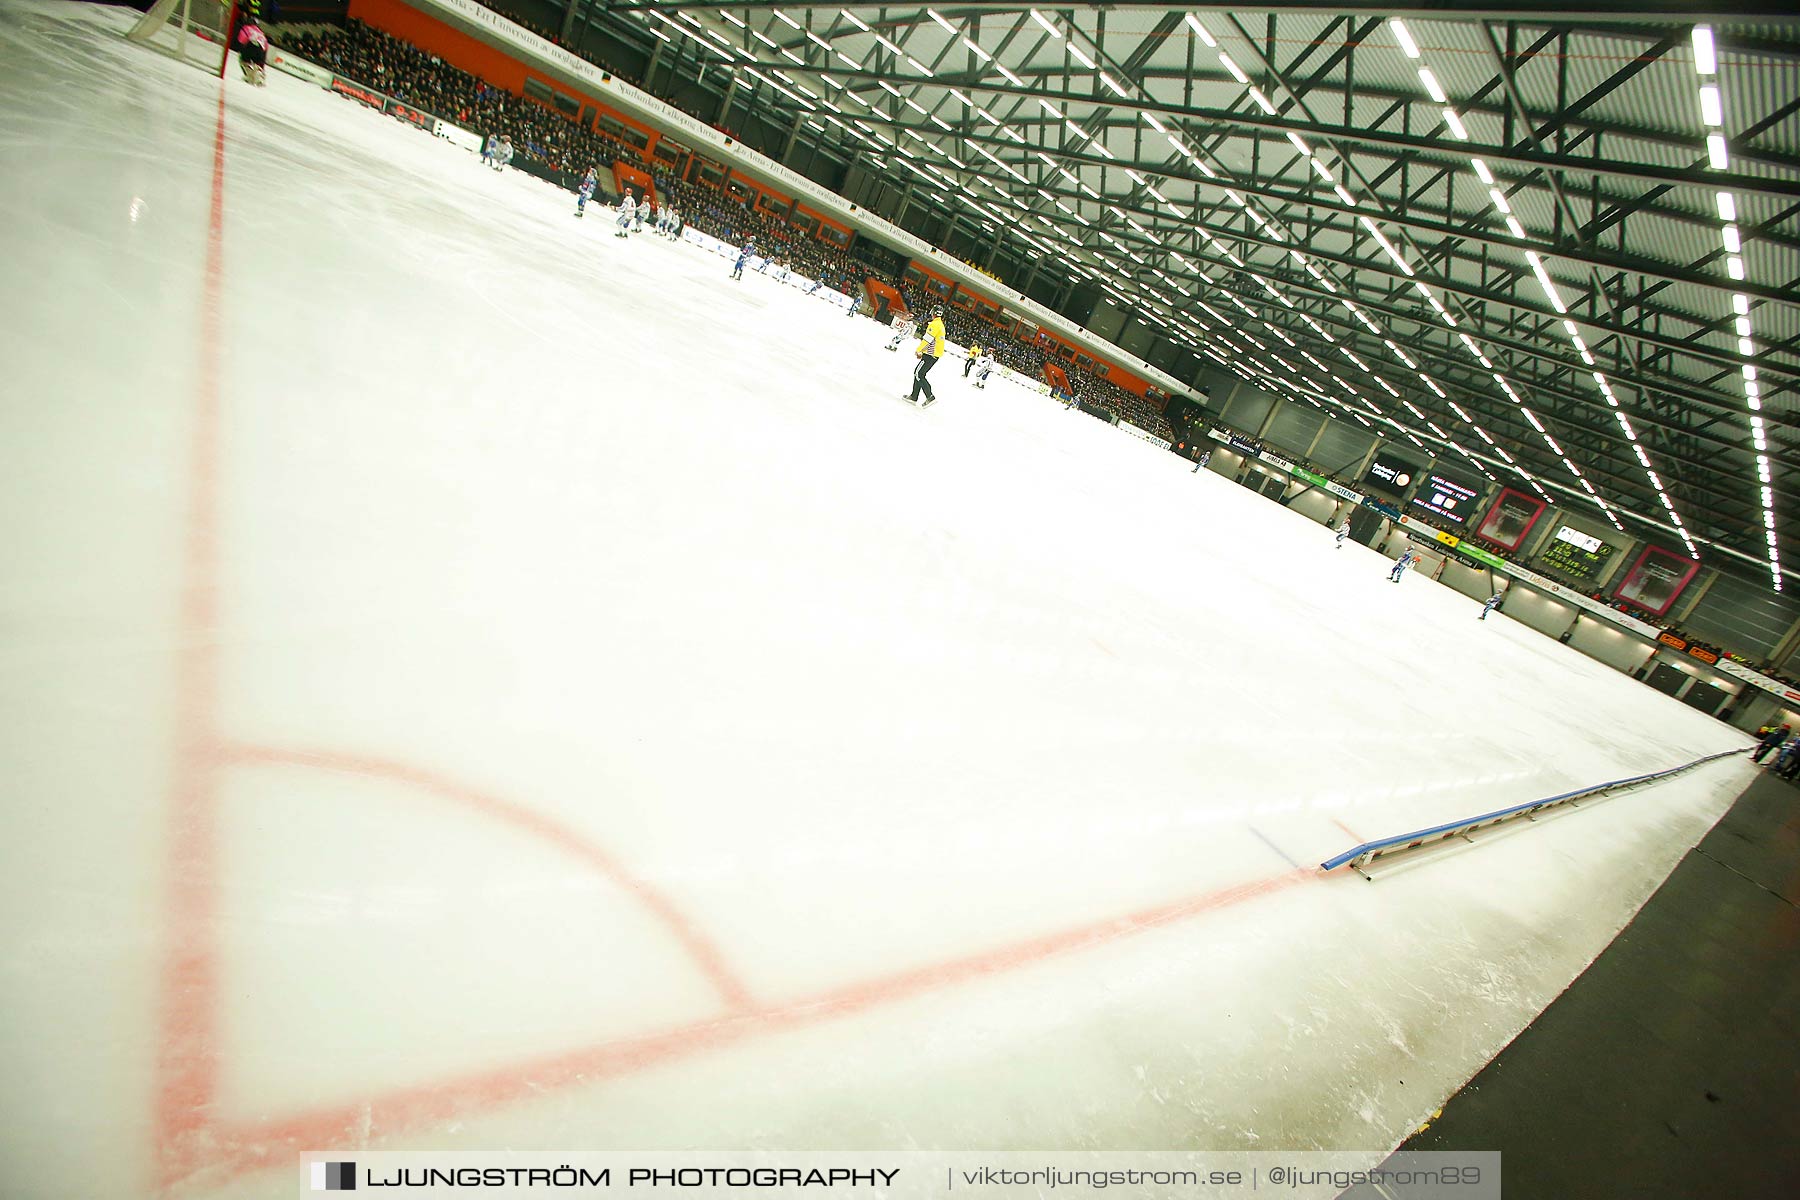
[0,6,1756,1198]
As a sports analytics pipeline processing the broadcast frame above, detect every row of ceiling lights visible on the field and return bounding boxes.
[1691,25,1781,592]
[645,8,1771,570]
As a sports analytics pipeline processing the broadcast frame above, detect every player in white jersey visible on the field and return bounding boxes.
[614,190,636,238]
[972,352,994,388]
[885,314,915,351]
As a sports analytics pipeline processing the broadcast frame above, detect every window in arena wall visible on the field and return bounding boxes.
[621,126,650,150]
[596,114,626,140]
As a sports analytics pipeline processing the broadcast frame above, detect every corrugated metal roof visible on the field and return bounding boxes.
[661,4,1800,565]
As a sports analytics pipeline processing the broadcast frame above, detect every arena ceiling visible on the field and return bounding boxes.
[595,2,1799,589]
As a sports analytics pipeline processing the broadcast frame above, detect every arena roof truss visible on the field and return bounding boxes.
[598,3,1800,589]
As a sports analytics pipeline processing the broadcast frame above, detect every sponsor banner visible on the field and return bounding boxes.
[384,96,436,129]
[1499,564,1662,638]
[329,75,388,109]
[1289,465,1365,505]
[1396,514,1459,549]
[269,49,334,87]
[1452,541,1507,570]
[437,121,485,152]
[1256,450,1296,474]
[1365,498,1402,521]
[1118,421,1172,450]
[1714,657,1800,702]
[404,0,1186,398]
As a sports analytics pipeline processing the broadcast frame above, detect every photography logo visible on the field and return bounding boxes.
[310,1161,356,1191]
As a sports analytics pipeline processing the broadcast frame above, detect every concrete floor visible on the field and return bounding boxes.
[1402,769,1800,1198]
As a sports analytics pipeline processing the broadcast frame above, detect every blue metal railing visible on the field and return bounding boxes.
[1319,748,1748,874]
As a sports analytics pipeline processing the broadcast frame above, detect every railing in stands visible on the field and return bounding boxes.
[1319,748,1748,878]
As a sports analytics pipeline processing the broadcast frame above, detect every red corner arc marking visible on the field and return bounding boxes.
[153,80,1327,1196]
[217,742,755,1014]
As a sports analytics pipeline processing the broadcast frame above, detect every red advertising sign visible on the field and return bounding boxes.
[1615,546,1700,616]
[1474,487,1546,551]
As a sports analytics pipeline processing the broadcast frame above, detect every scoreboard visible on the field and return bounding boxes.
[1540,526,1613,580]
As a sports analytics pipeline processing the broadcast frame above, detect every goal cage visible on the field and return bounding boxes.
[125,0,235,76]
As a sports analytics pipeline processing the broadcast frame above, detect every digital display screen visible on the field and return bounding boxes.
[1363,450,1421,498]
[1474,488,1545,550]
[1540,526,1614,580]
[1410,470,1482,523]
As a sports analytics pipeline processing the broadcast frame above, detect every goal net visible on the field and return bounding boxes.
[125,0,233,76]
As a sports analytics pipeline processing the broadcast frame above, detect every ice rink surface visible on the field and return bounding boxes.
[0,6,1759,1197]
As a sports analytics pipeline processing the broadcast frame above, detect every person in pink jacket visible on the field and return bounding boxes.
[235,17,269,86]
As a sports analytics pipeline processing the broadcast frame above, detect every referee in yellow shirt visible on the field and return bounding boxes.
[909,306,947,407]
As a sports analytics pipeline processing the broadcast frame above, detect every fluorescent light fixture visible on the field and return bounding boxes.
[929,9,957,34]
[1247,87,1277,114]
[996,64,1023,86]
[1707,134,1729,168]
[1101,72,1129,96]
[1692,26,1716,75]
[1029,9,1062,38]
[1443,109,1469,140]
[1391,19,1420,58]
[1218,53,1249,85]
[1699,85,1723,126]
[1418,68,1447,104]
[840,10,870,32]
[1068,43,1095,69]
[1717,190,1736,221]
[961,36,991,61]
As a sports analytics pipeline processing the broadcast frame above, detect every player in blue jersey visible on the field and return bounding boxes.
[731,238,756,280]
[1479,590,1505,620]
[574,167,597,218]
[1388,549,1421,583]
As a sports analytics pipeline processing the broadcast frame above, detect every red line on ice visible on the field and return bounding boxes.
[149,75,1323,1198]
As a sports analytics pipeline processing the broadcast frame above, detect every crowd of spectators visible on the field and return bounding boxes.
[649,172,892,296]
[275,17,1177,439]
[276,20,636,174]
